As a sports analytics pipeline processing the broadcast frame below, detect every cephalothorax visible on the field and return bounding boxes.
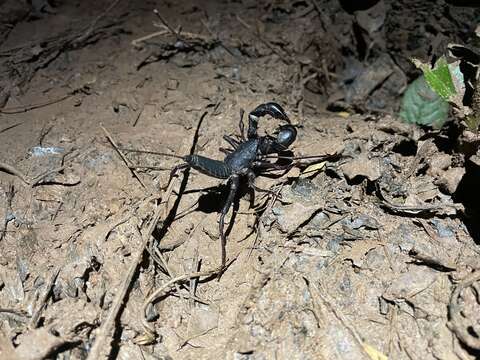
[173,102,296,268]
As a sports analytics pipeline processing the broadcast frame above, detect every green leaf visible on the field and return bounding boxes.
[399,76,450,129]
[412,56,457,101]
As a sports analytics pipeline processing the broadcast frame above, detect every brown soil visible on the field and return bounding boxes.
[1,1,480,359]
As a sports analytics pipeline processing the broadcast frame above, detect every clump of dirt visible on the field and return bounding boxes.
[1,0,480,359]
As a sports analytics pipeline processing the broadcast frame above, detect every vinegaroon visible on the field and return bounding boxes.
[129,102,299,269]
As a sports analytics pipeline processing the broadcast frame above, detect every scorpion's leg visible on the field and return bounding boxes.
[219,147,234,155]
[223,135,240,149]
[247,170,278,196]
[219,174,240,268]
[248,102,290,139]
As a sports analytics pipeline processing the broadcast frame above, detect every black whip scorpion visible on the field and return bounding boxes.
[128,102,320,269]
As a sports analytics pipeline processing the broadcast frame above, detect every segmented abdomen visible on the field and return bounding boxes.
[184,155,231,179]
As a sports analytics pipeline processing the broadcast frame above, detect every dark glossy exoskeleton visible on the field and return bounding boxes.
[173,103,297,268]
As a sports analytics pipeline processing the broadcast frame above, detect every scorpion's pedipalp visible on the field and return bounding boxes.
[249,102,289,122]
[247,102,290,139]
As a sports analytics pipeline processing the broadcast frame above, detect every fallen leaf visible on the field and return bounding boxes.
[363,343,388,360]
[337,111,350,118]
[300,161,326,178]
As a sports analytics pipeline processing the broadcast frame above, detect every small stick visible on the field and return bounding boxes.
[177,325,216,351]
[30,165,66,187]
[101,125,148,190]
[0,122,23,134]
[0,308,29,321]
[86,135,182,359]
[75,0,122,45]
[132,26,211,48]
[236,15,292,65]
[260,154,334,161]
[153,246,185,303]
[151,25,211,42]
[30,267,61,328]
[189,247,199,310]
[0,183,14,242]
[153,9,181,40]
[132,107,144,127]
[86,178,174,360]
[380,198,461,215]
[141,266,227,334]
[0,162,30,185]
[86,228,149,360]
[201,19,237,58]
[131,30,170,47]
[304,278,371,358]
[310,0,330,32]
[0,93,73,114]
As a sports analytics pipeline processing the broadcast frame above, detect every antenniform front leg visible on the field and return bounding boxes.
[247,102,290,139]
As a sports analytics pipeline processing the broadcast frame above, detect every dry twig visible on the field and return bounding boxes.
[189,247,200,310]
[141,266,226,335]
[304,277,372,359]
[86,195,169,359]
[30,165,67,187]
[0,93,74,115]
[380,198,462,215]
[236,15,292,65]
[75,0,122,45]
[0,183,14,242]
[0,162,30,185]
[0,122,23,134]
[29,267,61,328]
[101,125,148,190]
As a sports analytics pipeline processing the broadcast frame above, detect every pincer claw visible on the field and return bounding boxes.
[249,102,289,122]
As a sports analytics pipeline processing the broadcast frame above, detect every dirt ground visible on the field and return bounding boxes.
[1,0,480,359]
